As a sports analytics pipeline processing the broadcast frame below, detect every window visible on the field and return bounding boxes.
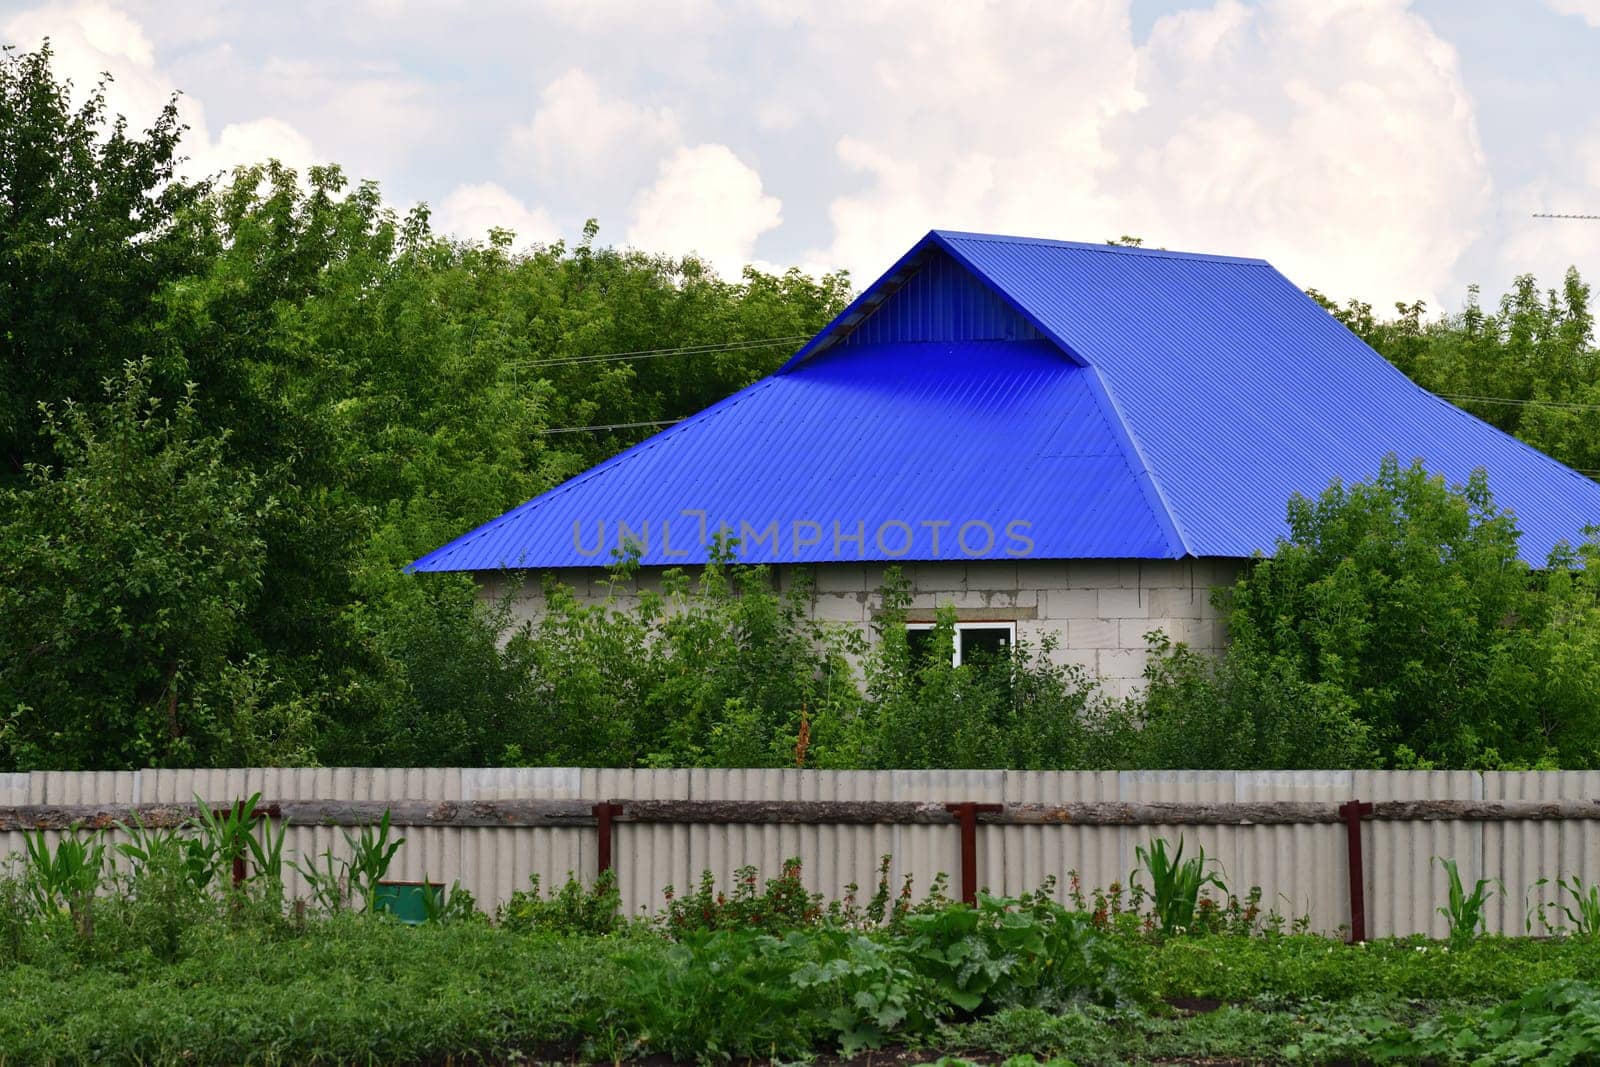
[905,621,1016,667]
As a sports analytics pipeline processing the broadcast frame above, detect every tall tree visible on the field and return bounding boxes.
[0,43,204,475]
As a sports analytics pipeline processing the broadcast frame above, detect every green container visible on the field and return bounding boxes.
[374,881,444,925]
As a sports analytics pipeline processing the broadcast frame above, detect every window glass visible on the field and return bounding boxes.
[904,622,1015,667]
[958,625,1012,667]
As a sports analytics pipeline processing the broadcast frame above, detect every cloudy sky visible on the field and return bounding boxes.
[5,0,1599,311]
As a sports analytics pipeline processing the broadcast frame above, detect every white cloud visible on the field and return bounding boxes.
[627,144,781,275]
[785,1,1141,278]
[507,70,680,207]
[1547,0,1600,28]
[197,117,320,177]
[435,182,559,247]
[254,58,441,176]
[787,0,1489,309]
[3,1,325,184]
[5,1,182,130]
[1104,0,1490,308]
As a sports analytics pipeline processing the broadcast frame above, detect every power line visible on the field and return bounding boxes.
[536,417,685,436]
[1439,393,1600,412]
[1532,212,1600,221]
[506,335,810,372]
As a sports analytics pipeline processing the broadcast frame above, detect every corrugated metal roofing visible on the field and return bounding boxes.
[411,230,1600,571]
[413,339,1173,569]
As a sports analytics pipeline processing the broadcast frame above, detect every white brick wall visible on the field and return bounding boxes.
[479,557,1245,699]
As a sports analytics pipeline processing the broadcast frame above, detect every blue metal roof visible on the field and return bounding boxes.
[412,230,1600,571]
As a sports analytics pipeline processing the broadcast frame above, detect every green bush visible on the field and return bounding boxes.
[500,870,625,936]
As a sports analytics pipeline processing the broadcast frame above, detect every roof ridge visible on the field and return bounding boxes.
[1081,365,1192,558]
[928,232,1192,557]
[931,229,1272,267]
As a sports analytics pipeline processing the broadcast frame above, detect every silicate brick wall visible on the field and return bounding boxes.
[479,557,1243,699]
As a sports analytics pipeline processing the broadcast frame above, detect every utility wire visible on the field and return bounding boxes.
[1532,213,1600,221]
[532,393,1600,436]
[507,335,810,372]
[1440,393,1600,412]
[536,418,685,436]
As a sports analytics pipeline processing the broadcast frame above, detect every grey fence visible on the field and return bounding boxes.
[3,768,1598,938]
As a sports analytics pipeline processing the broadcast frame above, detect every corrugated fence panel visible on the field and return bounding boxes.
[4,768,1600,933]
[1357,770,1483,939]
[1485,771,1600,937]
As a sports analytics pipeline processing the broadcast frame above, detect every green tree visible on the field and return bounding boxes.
[0,362,280,769]
[0,43,204,477]
[1214,457,1599,767]
[1319,270,1600,476]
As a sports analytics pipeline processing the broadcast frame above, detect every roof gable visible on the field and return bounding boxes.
[824,246,1041,349]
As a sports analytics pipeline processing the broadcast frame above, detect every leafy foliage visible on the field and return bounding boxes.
[1147,457,1600,770]
[7,43,1600,774]
[1530,874,1600,939]
[0,45,850,772]
[500,870,626,937]
[4,832,1600,1064]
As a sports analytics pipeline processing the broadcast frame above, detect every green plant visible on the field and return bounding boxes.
[1530,874,1600,938]
[117,833,214,963]
[246,815,290,908]
[661,858,823,936]
[783,929,940,1054]
[1133,836,1226,935]
[114,814,215,895]
[902,892,1126,1014]
[344,809,404,913]
[22,827,106,922]
[0,867,28,964]
[191,793,265,890]
[1435,856,1499,948]
[420,880,482,925]
[293,848,350,914]
[500,870,623,936]
[617,928,820,1060]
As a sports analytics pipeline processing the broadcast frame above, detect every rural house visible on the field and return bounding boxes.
[412,231,1600,695]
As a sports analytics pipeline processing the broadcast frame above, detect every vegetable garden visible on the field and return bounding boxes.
[5,801,1600,1065]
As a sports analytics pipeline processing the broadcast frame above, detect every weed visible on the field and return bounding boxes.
[293,847,351,914]
[501,870,623,935]
[191,792,264,889]
[22,826,105,927]
[344,809,404,913]
[662,858,823,936]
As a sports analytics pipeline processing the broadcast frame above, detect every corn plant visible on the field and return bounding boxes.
[192,792,265,889]
[115,814,214,894]
[294,848,350,914]
[22,827,106,920]
[246,816,290,907]
[1529,875,1600,938]
[1436,856,1499,947]
[345,810,404,912]
[1133,835,1226,934]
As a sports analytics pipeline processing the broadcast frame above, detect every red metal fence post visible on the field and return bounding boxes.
[944,802,1003,905]
[1339,799,1374,943]
[593,801,619,880]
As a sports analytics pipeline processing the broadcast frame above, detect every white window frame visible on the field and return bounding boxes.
[905,620,1017,667]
